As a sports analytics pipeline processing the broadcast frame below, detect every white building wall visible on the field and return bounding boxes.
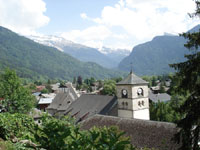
[133,109,150,120]
[118,109,133,118]
[116,84,150,120]
[116,85,132,98]
[131,85,149,98]
[132,97,149,110]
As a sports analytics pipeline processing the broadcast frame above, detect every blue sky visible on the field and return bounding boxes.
[38,0,118,34]
[0,0,199,50]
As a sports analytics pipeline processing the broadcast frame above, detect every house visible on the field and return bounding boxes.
[64,94,117,122]
[80,115,180,150]
[37,93,56,111]
[51,82,78,94]
[47,83,78,115]
[38,98,54,111]
[150,86,160,94]
[149,90,171,103]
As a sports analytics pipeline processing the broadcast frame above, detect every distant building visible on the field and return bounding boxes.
[47,83,78,115]
[149,90,171,103]
[38,98,54,111]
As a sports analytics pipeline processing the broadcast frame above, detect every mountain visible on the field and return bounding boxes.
[0,26,125,81]
[118,32,191,75]
[28,35,120,69]
[100,47,130,65]
[187,24,200,33]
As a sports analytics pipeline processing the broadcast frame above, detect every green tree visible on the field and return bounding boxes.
[41,88,49,94]
[170,1,200,149]
[35,115,134,150]
[0,69,36,113]
[101,80,116,96]
[150,101,173,122]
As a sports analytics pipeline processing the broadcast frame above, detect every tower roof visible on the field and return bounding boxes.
[117,72,148,85]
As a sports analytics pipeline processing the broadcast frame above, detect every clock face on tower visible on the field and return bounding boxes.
[137,88,143,96]
[122,89,128,98]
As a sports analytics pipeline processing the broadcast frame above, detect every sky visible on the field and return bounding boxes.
[0,0,199,50]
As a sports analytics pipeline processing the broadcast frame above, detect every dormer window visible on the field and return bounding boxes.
[121,89,128,98]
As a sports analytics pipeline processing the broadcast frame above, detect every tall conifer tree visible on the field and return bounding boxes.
[170,1,200,149]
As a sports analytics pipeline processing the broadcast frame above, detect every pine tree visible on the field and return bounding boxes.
[170,1,200,149]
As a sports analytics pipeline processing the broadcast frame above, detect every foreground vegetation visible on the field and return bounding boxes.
[0,69,134,150]
[0,113,134,150]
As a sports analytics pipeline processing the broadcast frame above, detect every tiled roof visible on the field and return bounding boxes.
[117,72,148,85]
[80,115,180,150]
[47,85,78,114]
[64,94,117,122]
[149,90,171,102]
[47,93,69,110]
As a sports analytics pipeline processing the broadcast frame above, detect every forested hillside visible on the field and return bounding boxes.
[0,26,124,81]
[118,35,188,75]
[118,25,200,75]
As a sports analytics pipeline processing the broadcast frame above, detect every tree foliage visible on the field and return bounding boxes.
[0,69,35,114]
[34,115,134,150]
[150,95,184,123]
[0,113,134,150]
[169,1,200,149]
[101,80,116,96]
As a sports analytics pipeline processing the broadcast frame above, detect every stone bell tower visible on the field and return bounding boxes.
[116,71,150,120]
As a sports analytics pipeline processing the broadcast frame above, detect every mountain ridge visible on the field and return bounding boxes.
[0,26,125,81]
[118,30,194,75]
[28,35,130,69]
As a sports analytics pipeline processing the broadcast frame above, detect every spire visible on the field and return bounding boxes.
[130,62,133,74]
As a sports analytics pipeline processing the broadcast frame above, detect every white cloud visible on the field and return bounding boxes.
[0,0,49,35]
[64,0,199,49]
[97,0,199,40]
[61,25,112,48]
[80,13,88,19]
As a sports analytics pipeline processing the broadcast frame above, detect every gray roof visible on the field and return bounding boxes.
[80,115,180,150]
[47,85,78,113]
[117,72,148,85]
[64,94,117,122]
[47,93,69,109]
[149,91,171,102]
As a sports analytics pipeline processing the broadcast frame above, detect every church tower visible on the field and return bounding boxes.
[116,71,150,120]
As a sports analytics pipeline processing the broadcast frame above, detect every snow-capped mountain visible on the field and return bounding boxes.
[28,35,75,52]
[27,35,119,68]
[99,47,130,63]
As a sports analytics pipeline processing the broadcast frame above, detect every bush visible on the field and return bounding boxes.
[0,113,36,142]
